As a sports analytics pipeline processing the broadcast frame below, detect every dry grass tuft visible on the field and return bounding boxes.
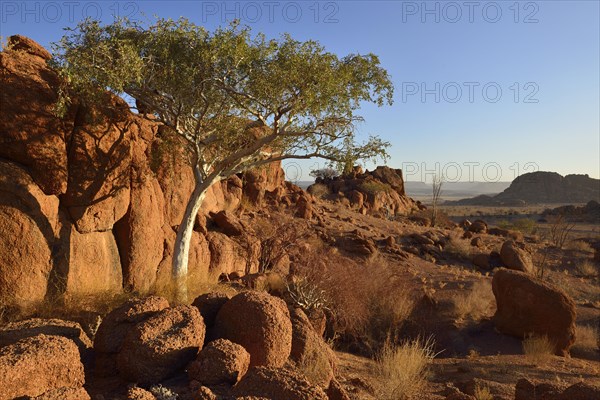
[376,336,438,400]
[444,233,472,260]
[474,384,493,400]
[565,240,594,253]
[522,334,554,364]
[573,324,599,351]
[575,260,598,277]
[453,281,495,321]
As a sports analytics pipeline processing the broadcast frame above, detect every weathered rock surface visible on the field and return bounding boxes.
[117,305,205,383]
[215,291,292,367]
[65,227,123,294]
[492,269,576,355]
[188,338,250,385]
[232,366,328,400]
[468,220,487,234]
[326,378,352,400]
[0,334,85,400]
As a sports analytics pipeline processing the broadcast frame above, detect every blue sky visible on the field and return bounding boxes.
[2,1,599,182]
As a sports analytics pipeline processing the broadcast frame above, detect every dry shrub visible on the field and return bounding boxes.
[376,336,437,400]
[565,240,594,253]
[307,183,330,198]
[573,324,599,351]
[293,248,371,337]
[547,214,575,249]
[576,260,598,277]
[474,384,493,400]
[522,334,554,364]
[444,233,472,260]
[371,288,414,342]
[254,219,310,273]
[453,280,495,321]
[293,246,414,347]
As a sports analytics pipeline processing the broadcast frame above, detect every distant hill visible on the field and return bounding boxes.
[447,172,600,205]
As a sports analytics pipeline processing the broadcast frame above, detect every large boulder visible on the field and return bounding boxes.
[117,305,206,383]
[215,291,292,367]
[0,35,74,195]
[232,366,328,400]
[0,334,85,400]
[468,220,488,234]
[289,308,336,387]
[0,318,92,360]
[500,240,534,274]
[188,338,250,385]
[492,268,576,355]
[94,296,170,354]
[0,161,58,304]
[206,231,257,277]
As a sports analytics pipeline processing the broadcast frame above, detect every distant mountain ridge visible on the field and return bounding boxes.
[447,171,600,205]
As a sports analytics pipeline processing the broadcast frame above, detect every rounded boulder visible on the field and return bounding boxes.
[215,291,292,367]
[117,305,205,383]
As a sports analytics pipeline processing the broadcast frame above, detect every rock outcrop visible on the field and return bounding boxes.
[492,269,577,355]
[308,166,417,217]
[0,36,294,299]
[94,296,170,376]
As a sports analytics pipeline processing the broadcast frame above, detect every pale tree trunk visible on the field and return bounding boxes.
[172,166,216,301]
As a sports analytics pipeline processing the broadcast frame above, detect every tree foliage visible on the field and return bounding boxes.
[53,17,393,183]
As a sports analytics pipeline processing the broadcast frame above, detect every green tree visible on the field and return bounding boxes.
[53,18,393,298]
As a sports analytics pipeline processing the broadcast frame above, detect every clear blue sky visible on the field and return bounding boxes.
[2,1,598,182]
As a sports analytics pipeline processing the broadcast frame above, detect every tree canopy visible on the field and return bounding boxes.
[53,18,393,183]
